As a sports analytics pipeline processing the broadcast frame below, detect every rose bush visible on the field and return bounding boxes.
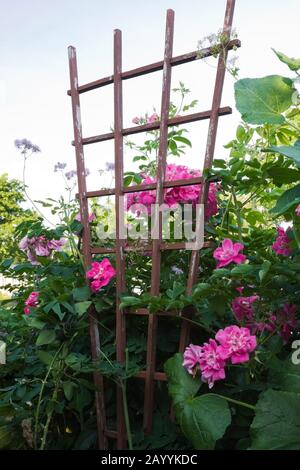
[1,49,300,450]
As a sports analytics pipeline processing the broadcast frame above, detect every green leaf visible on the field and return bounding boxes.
[272,48,300,71]
[124,175,133,187]
[164,353,201,408]
[63,381,77,401]
[173,135,192,147]
[119,296,141,309]
[269,357,300,394]
[36,329,56,346]
[267,167,300,185]
[234,75,295,124]
[259,260,271,283]
[75,301,92,317]
[37,351,54,366]
[166,282,185,300]
[236,125,246,142]
[264,140,300,168]
[250,390,300,449]
[269,183,300,216]
[25,316,46,330]
[231,264,257,276]
[179,395,231,450]
[72,286,90,302]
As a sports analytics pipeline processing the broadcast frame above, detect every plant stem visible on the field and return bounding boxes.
[120,382,133,450]
[34,345,63,449]
[122,348,133,450]
[40,380,60,450]
[210,393,255,410]
[232,188,243,243]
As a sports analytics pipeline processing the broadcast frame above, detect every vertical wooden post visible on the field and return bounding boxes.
[179,0,236,353]
[113,29,127,449]
[68,46,107,449]
[143,9,175,434]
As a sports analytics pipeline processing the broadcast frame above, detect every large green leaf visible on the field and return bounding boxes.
[250,389,300,449]
[269,357,300,393]
[36,329,56,346]
[267,167,300,185]
[164,353,201,408]
[180,395,231,450]
[75,301,92,317]
[269,183,300,215]
[272,48,300,71]
[235,75,295,124]
[265,140,300,168]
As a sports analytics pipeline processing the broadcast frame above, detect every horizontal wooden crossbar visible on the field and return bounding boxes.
[90,240,213,255]
[135,371,167,381]
[72,106,232,146]
[77,176,220,199]
[67,39,240,96]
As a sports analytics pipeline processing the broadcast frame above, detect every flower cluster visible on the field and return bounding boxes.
[213,238,246,269]
[75,212,96,223]
[126,163,218,218]
[54,162,67,172]
[183,325,257,388]
[19,236,66,264]
[15,138,41,154]
[250,303,298,343]
[272,227,292,256]
[86,258,116,293]
[232,295,259,322]
[132,113,159,125]
[24,292,39,315]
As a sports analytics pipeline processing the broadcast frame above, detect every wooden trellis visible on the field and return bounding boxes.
[68,0,239,449]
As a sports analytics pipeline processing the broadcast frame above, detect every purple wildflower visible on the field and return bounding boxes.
[171,266,184,275]
[54,162,67,172]
[14,138,41,154]
[105,162,115,172]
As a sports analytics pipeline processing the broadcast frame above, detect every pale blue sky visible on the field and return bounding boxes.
[1,0,299,214]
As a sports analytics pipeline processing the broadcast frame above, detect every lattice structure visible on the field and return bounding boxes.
[68,0,238,449]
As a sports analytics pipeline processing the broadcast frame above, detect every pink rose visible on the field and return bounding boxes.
[232,296,259,322]
[272,227,292,256]
[182,344,202,376]
[86,258,116,293]
[215,325,257,364]
[147,113,159,123]
[24,291,39,315]
[198,339,226,389]
[213,239,246,269]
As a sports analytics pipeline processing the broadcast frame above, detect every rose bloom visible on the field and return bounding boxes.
[215,325,257,364]
[213,239,246,269]
[86,258,116,293]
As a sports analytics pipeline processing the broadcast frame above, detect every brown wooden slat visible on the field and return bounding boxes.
[179,0,237,354]
[67,39,240,95]
[136,371,167,381]
[104,430,118,439]
[68,46,107,450]
[143,9,175,435]
[113,29,127,450]
[80,176,220,199]
[90,240,213,255]
[76,106,232,145]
